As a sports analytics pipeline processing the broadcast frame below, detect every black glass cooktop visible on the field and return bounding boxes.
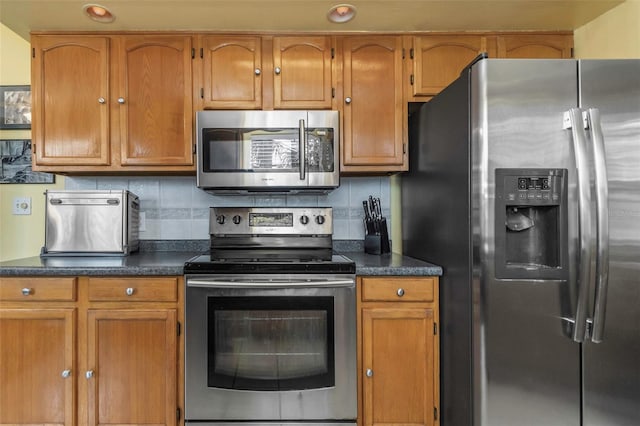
[183,251,355,274]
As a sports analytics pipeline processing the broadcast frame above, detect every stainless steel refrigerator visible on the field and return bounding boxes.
[402,58,640,426]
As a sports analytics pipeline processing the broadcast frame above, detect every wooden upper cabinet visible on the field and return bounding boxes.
[31,35,111,166]
[497,34,573,58]
[32,34,194,172]
[201,35,263,109]
[411,35,493,97]
[341,36,406,172]
[272,36,333,109]
[0,309,75,426]
[199,35,333,110]
[116,35,194,166]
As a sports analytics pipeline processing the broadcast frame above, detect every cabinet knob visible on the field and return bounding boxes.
[61,369,72,378]
[397,288,405,297]
[345,97,352,104]
[85,370,94,379]
[366,369,373,377]
[274,67,281,75]
[98,97,106,104]
[255,68,261,76]
[21,288,32,296]
[118,97,125,104]
[125,287,135,296]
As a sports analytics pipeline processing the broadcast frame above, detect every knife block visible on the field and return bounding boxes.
[364,218,391,255]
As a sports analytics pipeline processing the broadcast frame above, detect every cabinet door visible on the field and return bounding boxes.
[86,309,177,426]
[412,35,490,97]
[202,35,262,109]
[116,35,194,166]
[273,36,333,109]
[497,34,573,58]
[341,36,406,172]
[0,309,75,426]
[362,307,436,426]
[31,35,110,166]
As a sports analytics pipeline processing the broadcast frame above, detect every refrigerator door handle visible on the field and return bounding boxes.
[563,108,594,343]
[587,108,610,343]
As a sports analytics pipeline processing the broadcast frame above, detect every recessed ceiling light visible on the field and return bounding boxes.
[327,4,356,23]
[83,4,115,23]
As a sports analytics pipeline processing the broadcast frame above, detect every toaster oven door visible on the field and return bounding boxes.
[44,191,131,254]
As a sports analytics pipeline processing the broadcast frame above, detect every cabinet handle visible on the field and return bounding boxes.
[125,287,135,296]
[366,369,373,377]
[61,369,72,378]
[118,97,125,104]
[255,68,261,76]
[98,97,106,104]
[85,370,94,379]
[274,67,281,75]
[397,288,405,297]
[21,288,32,296]
[345,97,352,104]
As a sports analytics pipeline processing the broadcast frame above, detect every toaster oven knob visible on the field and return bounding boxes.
[300,215,309,225]
[315,215,325,225]
[232,215,242,225]
[216,215,226,225]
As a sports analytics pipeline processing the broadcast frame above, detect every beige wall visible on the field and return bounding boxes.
[0,24,64,261]
[574,0,640,58]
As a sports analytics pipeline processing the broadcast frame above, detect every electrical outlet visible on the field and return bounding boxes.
[12,197,32,215]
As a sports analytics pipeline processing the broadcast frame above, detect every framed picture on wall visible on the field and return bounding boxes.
[0,139,55,184]
[0,85,31,130]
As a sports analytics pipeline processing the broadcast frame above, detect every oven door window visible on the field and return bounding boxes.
[207,296,335,391]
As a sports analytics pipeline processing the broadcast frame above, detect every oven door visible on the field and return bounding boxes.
[185,274,356,421]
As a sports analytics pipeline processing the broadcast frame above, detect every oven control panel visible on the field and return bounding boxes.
[210,207,333,235]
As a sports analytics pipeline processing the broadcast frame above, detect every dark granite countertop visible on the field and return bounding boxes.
[0,240,442,277]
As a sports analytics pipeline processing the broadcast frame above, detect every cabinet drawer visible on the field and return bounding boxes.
[88,277,178,302]
[361,277,435,302]
[0,277,77,301]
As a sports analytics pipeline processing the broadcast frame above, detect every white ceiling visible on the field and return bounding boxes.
[0,0,625,40]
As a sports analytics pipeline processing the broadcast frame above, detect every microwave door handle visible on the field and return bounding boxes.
[299,119,306,180]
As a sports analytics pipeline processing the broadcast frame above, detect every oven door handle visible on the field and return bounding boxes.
[187,279,355,288]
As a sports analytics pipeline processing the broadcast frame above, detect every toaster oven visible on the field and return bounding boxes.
[42,190,140,256]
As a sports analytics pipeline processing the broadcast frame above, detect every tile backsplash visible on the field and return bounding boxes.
[65,176,391,241]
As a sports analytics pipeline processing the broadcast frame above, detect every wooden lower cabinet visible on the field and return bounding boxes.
[86,309,176,426]
[0,276,182,426]
[0,308,75,426]
[358,276,439,426]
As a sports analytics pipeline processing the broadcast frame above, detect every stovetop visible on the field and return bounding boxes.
[183,251,355,274]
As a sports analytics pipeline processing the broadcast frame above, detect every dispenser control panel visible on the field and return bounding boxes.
[501,170,565,206]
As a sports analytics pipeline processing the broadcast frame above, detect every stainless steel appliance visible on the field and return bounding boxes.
[196,110,340,194]
[184,207,356,426]
[402,58,640,426]
[42,190,140,256]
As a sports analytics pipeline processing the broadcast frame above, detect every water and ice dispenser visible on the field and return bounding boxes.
[495,169,569,280]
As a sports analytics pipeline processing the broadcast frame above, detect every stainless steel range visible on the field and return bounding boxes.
[184,207,356,426]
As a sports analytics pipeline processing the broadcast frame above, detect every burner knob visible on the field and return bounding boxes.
[216,215,225,225]
[315,215,325,225]
[300,215,309,225]
[232,215,242,225]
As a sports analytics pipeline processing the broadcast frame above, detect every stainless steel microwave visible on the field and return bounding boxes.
[196,110,339,194]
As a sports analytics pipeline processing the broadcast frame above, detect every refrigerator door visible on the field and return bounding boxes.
[580,59,640,425]
[472,59,581,426]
